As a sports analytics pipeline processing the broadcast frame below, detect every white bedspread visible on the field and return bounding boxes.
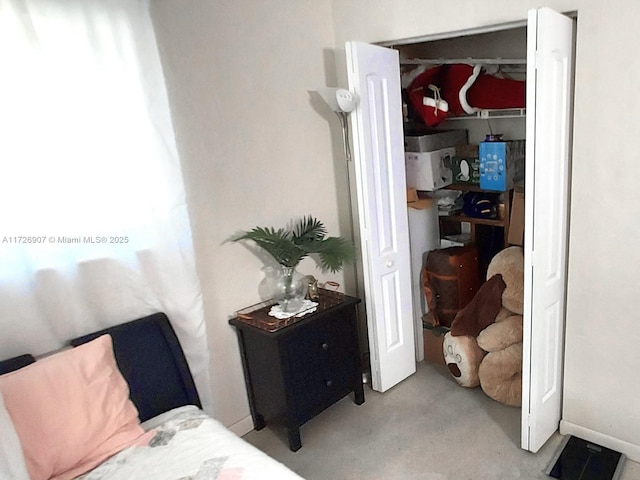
[76,406,304,480]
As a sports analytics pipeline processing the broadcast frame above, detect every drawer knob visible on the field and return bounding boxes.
[325,380,333,388]
[321,342,329,350]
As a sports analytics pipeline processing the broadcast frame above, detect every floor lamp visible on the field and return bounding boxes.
[312,87,373,378]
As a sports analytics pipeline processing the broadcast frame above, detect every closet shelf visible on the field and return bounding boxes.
[446,107,526,120]
[400,57,526,66]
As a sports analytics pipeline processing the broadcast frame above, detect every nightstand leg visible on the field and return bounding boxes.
[287,426,302,452]
[253,413,266,431]
[354,379,365,405]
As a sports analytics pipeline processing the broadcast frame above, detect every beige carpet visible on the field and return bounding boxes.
[243,361,640,480]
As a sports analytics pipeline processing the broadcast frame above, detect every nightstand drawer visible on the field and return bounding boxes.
[289,356,358,422]
[282,312,357,380]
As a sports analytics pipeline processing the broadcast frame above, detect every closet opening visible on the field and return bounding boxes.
[393,25,528,448]
[345,8,575,452]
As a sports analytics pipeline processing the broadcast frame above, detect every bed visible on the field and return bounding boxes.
[0,313,304,480]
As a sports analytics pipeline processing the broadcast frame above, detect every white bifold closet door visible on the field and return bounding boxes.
[345,7,574,453]
[521,7,574,453]
[345,41,416,393]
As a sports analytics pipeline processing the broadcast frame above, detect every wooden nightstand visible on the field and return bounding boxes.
[229,289,364,451]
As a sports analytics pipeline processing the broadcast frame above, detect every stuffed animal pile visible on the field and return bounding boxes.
[442,246,525,407]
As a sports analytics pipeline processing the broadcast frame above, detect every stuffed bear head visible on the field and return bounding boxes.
[442,332,485,388]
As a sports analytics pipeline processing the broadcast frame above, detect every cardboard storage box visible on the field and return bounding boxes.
[452,144,480,185]
[404,128,468,153]
[479,140,525,191]
[508,185,525,246]
[405,147,455,191]
[423,325,447,366]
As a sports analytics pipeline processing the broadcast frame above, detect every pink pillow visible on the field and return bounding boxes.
[0,335,150,480]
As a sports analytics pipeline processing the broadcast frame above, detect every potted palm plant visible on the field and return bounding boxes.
[233,215,355,313]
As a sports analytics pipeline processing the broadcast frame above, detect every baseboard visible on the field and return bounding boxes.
[227,415,255,437]
[560,420,640,463]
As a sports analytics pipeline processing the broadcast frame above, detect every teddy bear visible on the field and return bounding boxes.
[442,246,525,407]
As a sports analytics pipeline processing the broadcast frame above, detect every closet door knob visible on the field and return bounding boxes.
[325,380,333,388]
[386,260,394,268]
[321,342,329,351]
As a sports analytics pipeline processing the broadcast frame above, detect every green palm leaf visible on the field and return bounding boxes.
[314,237,355,273]
[233,216,354,273]
[292,216,326,247]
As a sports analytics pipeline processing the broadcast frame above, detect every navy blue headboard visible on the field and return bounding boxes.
[0,354,35,375]
[70,312,201,422]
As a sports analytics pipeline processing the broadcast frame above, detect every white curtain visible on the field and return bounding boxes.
[0,0,213,414]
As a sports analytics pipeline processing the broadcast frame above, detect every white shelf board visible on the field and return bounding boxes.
[446,108,526,120]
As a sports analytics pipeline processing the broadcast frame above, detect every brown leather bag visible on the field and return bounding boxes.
[421,245,481,328]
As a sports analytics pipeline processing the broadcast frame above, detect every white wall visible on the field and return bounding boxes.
[149,0,640,458]
[330,0,640,460]
[148,0,348,431]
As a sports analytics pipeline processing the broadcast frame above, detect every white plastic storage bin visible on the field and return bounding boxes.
[404,129,468,153]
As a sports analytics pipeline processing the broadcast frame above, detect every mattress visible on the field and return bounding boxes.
[76,406,304,480]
